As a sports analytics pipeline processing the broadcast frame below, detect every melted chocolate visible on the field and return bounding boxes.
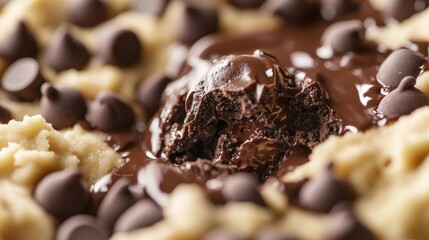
[91,2,402,207]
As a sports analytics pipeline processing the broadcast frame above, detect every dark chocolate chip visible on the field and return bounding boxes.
[136,73,171,114]
[262,0,319,25]
[0,21,38,61]
[177,3,219,44]
[97,178,138,227]
[34,169,91,220]
[376,49,425,88]
[377,76,429,119]
[203,229,246,240]
[44,25,90,71]
[298,164,353,213]
[132,0,171,17]
[321,0,359,21]
[323,209,374,240]
[56,215,110,240]
[114,199,163,233]
[228,0,266,9]
[0,104,12,124]
[97,28,142,67]
[1,58,45,101]
[384,0,427,22]
[322,20,365,54]
[256,228,299,240]
[40,83,87,129]
[68,0,108,27]
[86,91,135,131]
[222,173,265,205]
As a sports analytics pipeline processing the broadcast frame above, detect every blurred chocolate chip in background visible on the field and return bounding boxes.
[114,199,163,233]
[262,0,320,25]
[97,28,142,67]
[0,105,12,124]
[321,0,359,21]
[136,73,171,115]
[44,25,90,71]
[228,0,266,9]
[222,173,265,206]
[56,215,110,240]
[298,164,353,213]
[67,0,108,27]
[377,76,429,119]
[383,0,428,22]
[376,48,426,88]
[86,91,135,132]
[0,21,38,61]
[322,20,366,54]
[177,2,219,45]
[1,58,45,101]
[203,229,246,240]
[132,0,171,17]
[323,207,374,240]
[97,178,138,227]
[40,83,87,129]
[34,169,91,220]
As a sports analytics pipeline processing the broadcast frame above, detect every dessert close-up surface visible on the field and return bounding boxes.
[3,0,429,239]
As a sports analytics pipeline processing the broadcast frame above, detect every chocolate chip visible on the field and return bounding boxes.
[321,0,358,21]
[256,228,299,240]
[222,173,265,205]
[203,229,246,240]
[165,43,188,78]
[44,25,90,71]
[384,0,427,22]
[114,199,163,233]
[68,0,108,27]
[86,92,135,131]
[97,28,142,67]
[1,58,45,101]
[0,105,12,124]
[376,49,425,88]
[177,3,219,44]
[40,83,87,129]
[56,215,110,240]
[136,73,171,114]
[298,164,353,213]
[377,76,429,119]
[97,178,138,227]
[132,0,171,16]
[322,20,365,54]
[323,209,374,240]
[228,0,266,9]
[0,21,38,61]
[262,0,319,25]
[34,169,91,220]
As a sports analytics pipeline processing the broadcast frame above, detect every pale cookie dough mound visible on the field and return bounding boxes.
[0,181,54,240]
[111,184,278,240]
[367,7,429,49]
[286,106,429,240]
[0,115,122,188]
